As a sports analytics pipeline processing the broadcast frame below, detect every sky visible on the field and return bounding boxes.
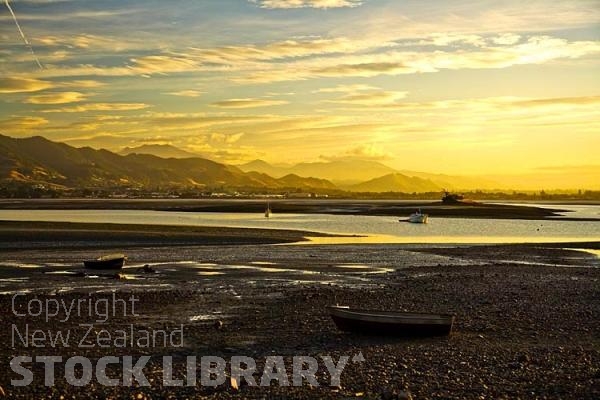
[1,0,599,177]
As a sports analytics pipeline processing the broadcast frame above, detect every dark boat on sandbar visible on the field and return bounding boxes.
[328,306,455,337]
[83,253,126,270]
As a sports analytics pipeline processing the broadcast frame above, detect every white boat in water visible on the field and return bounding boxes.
[264,202,272,218]
[405,209,428,224]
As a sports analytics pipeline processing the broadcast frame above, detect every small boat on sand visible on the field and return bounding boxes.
[403,209,428,223]
[83,253,126,270]
[328,306,454,336]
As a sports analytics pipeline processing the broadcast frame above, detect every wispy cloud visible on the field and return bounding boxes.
[24,91,87,104]
[328,90,409,106]
[0,77,54,93]
[0,115,48,131]
[321,143,392,161]
[210,132,244,144]
[210,98,289,109]
[250,0,363,9]
[42,103,150,113]
[314,84,379,93]
[60,80,105,89]
[238,35,600,83]
[165,90,203,97]
[189,36,392,64]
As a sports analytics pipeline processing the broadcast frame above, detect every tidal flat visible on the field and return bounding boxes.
[1,237,599,399]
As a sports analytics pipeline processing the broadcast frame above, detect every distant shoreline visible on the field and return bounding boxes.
[1,198,598,220]
[0,220,342,251]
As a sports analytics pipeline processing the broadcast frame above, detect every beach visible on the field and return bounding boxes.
[1,219,599,399]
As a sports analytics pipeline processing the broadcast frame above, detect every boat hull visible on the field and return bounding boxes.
[329,307,454,337]
[408,214,428,223]
[83,257,125,270]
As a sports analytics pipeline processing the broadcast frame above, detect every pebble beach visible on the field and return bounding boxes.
[1,228,599,399]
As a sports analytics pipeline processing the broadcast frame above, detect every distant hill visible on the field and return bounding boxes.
[398,170,500,191]
[347,173,442,193]
[0,134,336,191]
[239,159,289,178]
[239,159,397,184]
[277,174,336,190]
[239,159,496,190]
[119,144,200,159]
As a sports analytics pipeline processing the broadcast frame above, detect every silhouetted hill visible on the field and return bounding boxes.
[277,174,337,190]
[239,159,287,178]
[347,173,442,193]
[398,170,500,190]
[239,159,397,184]
[0,134,337,191]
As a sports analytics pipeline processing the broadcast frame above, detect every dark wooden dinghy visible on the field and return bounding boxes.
[328,306,455,336]
[83,253,126,270]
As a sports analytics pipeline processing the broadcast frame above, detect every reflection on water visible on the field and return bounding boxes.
[0,208,598,244]
[301,235,599,245]
[567,248,600,257]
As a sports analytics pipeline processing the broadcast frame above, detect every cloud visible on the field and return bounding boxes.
[210,132,245,144]
[250,0,363,9]
[329,90,409,106]
[320,85,410,107]
[1,9,135,21]
[129,55,199,75]
[428,34,487,47]
[146,112,272,130]
[314,84,379,93]
[36,34,134,51]
[0,77,54,93]
[42,102,150,113]
[210,98,289,109]
[165,90,203,97]
[492,33,522,45]
[190,36,391,64]
[238,35,600,83]
[59,80,105,88]
[24,91,87,104]
[321,143,392,161]
[508,96,600,108]
[0,115,48,131]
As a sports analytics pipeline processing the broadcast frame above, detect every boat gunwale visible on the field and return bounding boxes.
[328,306,455,323]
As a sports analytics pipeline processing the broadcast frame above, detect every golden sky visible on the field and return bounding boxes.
[1,0,599,177]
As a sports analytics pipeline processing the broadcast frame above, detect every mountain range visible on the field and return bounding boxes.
[239,159,397,185]
[0,134,334,191]
[238,159,496,190]
[3,135,593,193]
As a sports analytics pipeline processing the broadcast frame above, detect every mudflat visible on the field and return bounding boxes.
[1,241,599,399]
[0,220,341,250]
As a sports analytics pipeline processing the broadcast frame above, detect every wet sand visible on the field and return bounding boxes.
[1,240,599,399]
[0,198,588,220]
[0,220,343,250]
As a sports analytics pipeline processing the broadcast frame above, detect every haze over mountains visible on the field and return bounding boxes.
[1,135,598,193]
[238,159,498,191]
[0,135,333,191]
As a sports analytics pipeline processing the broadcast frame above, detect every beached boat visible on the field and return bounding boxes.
[265,202,272,218]
[83,253,126,270]
[328,306,454,336]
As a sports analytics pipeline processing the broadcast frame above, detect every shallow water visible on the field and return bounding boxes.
[1,207,598,244]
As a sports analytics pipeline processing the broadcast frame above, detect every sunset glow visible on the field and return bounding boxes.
[1,0,599,185]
